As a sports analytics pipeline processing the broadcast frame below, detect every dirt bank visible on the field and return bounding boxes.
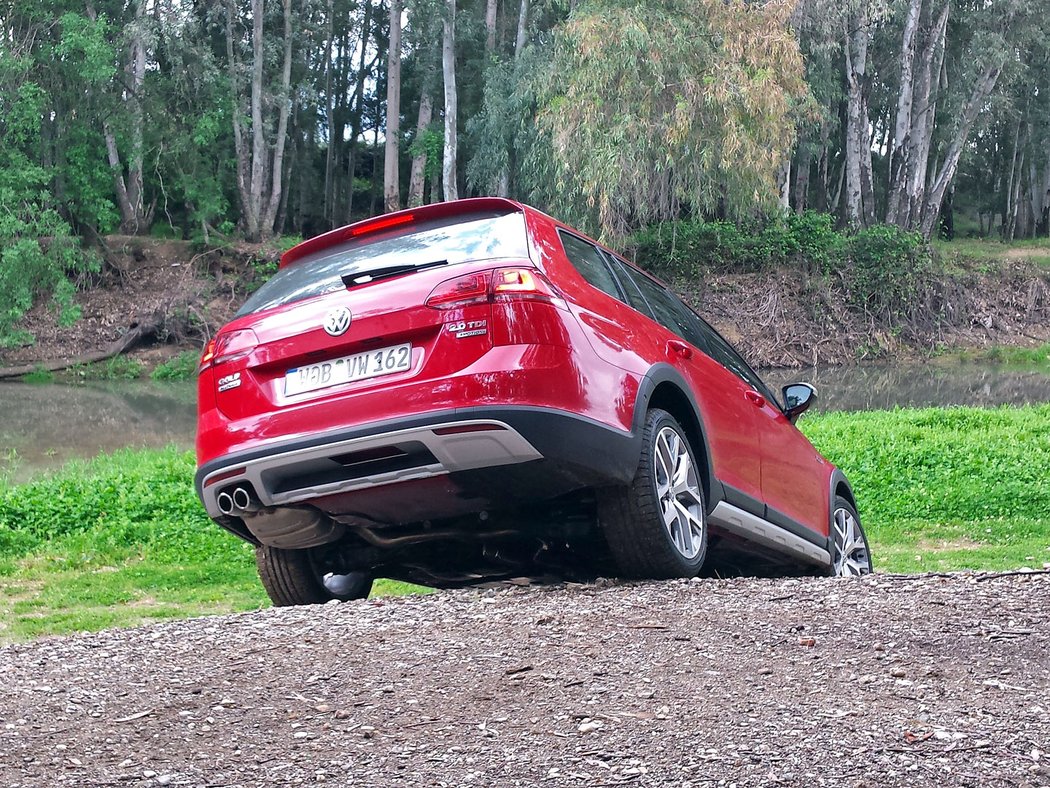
[2,237,1049,371]
[1,573,1048,787]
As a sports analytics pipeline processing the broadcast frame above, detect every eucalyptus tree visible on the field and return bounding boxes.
[533,0,809,239]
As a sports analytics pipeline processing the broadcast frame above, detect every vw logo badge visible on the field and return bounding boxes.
[323,306,352,336]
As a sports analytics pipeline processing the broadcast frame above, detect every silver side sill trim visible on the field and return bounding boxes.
[708,501,830,567]
[200,420,542,518]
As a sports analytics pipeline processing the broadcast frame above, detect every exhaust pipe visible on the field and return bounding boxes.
[216,490,236,516]
[232,486,262,514]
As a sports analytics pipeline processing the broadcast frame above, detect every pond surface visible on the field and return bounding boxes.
[1,361,1048,483]
[0,381,196,484]
[761,362,1050,413]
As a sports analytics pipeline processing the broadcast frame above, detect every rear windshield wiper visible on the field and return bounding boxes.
[341,259,448,289]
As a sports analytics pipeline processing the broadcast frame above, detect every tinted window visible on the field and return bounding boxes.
[609,261,708,351]
[692,317,775,400]
[600,251,653,316]
[559,232,624,301]
[237,211,529,317]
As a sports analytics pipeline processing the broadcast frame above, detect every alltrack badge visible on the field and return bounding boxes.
[323,306,352,336]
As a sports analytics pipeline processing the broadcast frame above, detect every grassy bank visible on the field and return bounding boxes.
[1,405,1048,641]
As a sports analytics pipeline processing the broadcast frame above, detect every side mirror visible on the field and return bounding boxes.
[782,383,817,423]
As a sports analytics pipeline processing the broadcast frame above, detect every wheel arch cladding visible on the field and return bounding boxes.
[831,469,858,512]
[637,364,718,511]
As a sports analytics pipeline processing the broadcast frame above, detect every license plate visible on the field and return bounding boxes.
[284,343,412,396]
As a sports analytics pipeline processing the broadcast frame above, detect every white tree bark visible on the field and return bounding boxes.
[441,0,458,201]
[485,0,497,55]
[885,0,922,225]
[261,0,293,235]
[384,0,403,213]
[514,0,528,57]
[843,6,873,228]
[920,64,1004,237]
[407,92,433,208]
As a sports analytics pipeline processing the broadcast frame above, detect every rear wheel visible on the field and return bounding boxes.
[829,497,873,576]
[255,545,373,606]
[599,409,707,578]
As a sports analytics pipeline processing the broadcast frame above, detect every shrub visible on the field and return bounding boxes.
[629,211,845,277]
[842,225,932,320]
[151,349,201,381]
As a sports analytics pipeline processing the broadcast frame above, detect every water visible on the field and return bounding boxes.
[1,361,1048,483]
[0,381,197,484]
[761,362,1050,413]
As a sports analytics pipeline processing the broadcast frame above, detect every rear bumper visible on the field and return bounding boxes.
[195,406,640,521]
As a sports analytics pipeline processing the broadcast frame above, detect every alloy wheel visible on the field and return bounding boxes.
[831,505,871,576]
[653,425,705,560]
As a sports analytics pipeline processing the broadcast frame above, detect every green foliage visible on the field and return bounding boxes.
[535,0,809,238]
[0,447,427,640]
[630,211,844,276]
[19,367,54,384]
[151,350,202,381]
[842,225,933,321]
[72,356,145,381]
[802,405,1050,573]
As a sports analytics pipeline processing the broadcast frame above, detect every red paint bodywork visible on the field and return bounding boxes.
[197,198,835,542]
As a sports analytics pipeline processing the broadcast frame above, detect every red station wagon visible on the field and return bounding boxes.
[195,198,872,605]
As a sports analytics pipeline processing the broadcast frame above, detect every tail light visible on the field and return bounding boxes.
[425,272,490,309]
[426,267,561,309]
[198,329,259,373]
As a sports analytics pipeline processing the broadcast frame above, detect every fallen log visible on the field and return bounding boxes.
[0,312,164,380]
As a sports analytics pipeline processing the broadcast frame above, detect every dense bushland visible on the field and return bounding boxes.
[630,214,936,321]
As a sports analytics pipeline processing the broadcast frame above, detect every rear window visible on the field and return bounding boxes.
[237,210,529,317]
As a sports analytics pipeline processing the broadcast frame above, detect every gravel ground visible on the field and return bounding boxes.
[2,573,1048,787]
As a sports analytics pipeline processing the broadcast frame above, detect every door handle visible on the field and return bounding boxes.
[744,390,766,408]
[666,339,692,359]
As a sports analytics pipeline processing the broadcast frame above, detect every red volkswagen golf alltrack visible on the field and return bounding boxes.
[195,198,872,605]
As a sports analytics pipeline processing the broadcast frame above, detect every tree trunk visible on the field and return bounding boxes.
[247,0,266,240]
[261,0,294,235]
[407,91,433,208]
[485,0,497,55]
[903,1,949,230]
[793,145,811,213]
[842,7,873,228]
[442,0,458,201]
[323,0,335,223]
[885,0,922,225]
[920,63,1004,238]
[383,0,403,213]
[100,0,152,235]
[514,0,528,56]
[347,0,374,222]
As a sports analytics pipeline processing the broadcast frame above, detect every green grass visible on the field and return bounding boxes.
[801,405,1050,574]
[933,237,1050,268]
[150,349,201,381]
[0,448,423,642]
[2,405,1047,641]
[939,342,1050,369]
[70,355,145,381]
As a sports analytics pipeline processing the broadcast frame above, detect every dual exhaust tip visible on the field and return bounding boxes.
[216,486,261,517]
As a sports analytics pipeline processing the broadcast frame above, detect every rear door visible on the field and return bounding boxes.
[691,319,828,537]
[604,258,765,506]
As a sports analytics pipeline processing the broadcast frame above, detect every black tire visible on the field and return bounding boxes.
[255,545,373,606]
[599,408,708,579]
[829,496,873,576]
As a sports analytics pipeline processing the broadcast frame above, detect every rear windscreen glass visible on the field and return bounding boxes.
[237,210,529,317]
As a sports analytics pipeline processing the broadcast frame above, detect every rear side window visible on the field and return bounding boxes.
[559,231,625,302]
[237,211,529,317]
[609,260,709,352]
